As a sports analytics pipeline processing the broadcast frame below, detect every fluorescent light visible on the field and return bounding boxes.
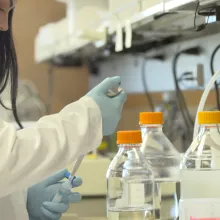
[94,40,105,48]
[206,15,216,23]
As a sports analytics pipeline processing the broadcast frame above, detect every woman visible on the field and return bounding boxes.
[0,0,127,219]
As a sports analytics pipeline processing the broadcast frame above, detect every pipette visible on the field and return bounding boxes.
[52,85,123,203]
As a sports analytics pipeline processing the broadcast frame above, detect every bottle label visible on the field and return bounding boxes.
[181,170,220,198]
[179,199,220,220]
[191,218,220,220]
[122,182,145,206]
[129,183,145,205]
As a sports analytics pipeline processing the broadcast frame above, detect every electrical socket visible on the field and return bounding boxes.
[180,64,204,90]
[180,73,197,89]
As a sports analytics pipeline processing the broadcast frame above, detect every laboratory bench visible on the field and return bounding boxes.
[62,216,107,220]
[64,157,110,219]
[62,196,107,220]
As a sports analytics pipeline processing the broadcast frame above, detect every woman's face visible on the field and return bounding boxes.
[0,0,16,31]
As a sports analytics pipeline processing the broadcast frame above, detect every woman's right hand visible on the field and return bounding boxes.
[87,76,127,136]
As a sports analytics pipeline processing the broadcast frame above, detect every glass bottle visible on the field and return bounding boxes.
[107,130,154,220]
[180,111,220,219]
[140,112,181,220]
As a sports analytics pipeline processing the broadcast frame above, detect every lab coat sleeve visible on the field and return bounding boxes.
[0,96,103,198]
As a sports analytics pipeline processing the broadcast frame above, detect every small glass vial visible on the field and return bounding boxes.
[106,86,123,97]
[106,130,154,220]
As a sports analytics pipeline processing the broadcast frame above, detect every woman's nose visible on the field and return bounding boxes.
[0,13,8,31]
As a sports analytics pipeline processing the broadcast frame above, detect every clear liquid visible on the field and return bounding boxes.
[108,208,155,220]
[107,175,154,213]
[145,156,180,220]
[155,180,180,220]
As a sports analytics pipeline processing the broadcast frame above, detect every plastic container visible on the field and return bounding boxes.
[140,112,181,220]
[179,111,220,220]
[106,130,154,220]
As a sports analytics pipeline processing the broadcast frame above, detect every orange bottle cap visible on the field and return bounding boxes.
[117,130,142,145]
[198,111,220,124]
[139,112,163,125]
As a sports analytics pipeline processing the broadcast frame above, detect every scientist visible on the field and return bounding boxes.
[0,0,127,220]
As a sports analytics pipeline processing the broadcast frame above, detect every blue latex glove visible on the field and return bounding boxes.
[87,76,127,136]
[27,169,82,220]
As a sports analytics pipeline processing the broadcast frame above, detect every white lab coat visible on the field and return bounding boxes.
[0,96,103,220]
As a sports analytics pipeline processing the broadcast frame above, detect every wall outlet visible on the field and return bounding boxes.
[180,64,204,90]
[180,72,197,90]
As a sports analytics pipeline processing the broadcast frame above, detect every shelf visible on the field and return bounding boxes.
[35,0,218,63]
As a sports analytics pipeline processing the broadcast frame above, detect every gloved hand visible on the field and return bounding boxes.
[27,169,82,220]
[87,76,127,136]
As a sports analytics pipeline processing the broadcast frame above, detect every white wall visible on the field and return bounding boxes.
[89,32,220,93]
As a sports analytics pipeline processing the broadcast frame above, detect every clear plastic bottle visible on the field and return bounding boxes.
[140,112,181,220]
[180,111,220,219]
[106,130,154,220]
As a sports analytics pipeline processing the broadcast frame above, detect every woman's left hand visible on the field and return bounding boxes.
[27,169,82,220]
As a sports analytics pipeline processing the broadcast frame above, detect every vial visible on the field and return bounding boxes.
[106,86,123,98]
